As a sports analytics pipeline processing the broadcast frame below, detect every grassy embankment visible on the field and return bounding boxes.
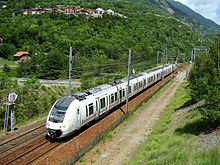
[0,57,17,76]
[129,82,220,165]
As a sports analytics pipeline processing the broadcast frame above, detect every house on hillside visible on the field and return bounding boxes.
[106,9,114,15]
[87,9,95,15]
[44,8,53,13]
[23,9,32,14]
[13,51,31,63]
[64,8,75,14]
[31,8,44,14]
[75,8,88,16]
[23,8,44,14]
[95,8,104,15]
[1,4,7,9]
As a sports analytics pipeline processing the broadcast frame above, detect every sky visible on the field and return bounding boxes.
[174,0,220,25]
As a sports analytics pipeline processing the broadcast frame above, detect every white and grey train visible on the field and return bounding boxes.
[46,64,176,138]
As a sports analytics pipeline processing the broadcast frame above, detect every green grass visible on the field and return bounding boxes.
[129,82,220,165]
[0,57,17,66]
[120,79,174,128]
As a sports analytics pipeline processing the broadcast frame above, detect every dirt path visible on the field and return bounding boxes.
[76,71,186,165]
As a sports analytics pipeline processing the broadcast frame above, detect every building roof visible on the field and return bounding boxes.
[96,7,104,11]
[106,9,114,12]
[13,51,30,57]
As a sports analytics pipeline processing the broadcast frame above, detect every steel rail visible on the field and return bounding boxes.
[0,124,45,147]
[26,143,61,165]
[4,139,50,165]
[0,130,46,155]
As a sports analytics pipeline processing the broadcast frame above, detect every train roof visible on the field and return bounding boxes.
[72,84,114,101]
[55,96,75,109]
[71,64,173,101]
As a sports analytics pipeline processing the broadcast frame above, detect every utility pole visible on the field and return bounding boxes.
[126,49,131,114]
[172,57,174,78]
[166,54,168,64]
[161,50,165,86]
[69,47,72,97]
[176,51,179,65]
[217,39,220,73]
[194,48,196,63]
[191,48,194,67]
[157,51,159,66]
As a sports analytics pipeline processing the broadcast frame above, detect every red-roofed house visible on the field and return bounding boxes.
[13,51,31,62]
[64,8,75,14]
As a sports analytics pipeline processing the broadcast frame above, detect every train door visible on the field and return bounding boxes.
[119,86,123,103]
[95,98,99,116]
[106,95,109,111]
[76,108,81,129]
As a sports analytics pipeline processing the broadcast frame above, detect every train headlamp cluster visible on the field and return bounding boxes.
[59,125,66,128]
[47,123,66,128]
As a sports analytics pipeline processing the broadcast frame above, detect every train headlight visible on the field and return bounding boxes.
[47,123,50,127]
[59,124,66,129]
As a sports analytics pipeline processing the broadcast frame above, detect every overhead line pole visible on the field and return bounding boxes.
[191,48,194,67]
[69,47,72,97]
[157,51,159,66]
[161,50,165,87]
[126,49,131,114]
[194,48,196,63]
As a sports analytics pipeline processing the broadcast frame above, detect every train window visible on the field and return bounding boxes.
[122,89,125,97]
[111,94,114,103]
[96,101,98,111]
[100,98,105,109]
[114,92,117,101]
[109,95,111,104]
[106,96,108,106]
[144,79,146,86]
[129,86,131,93]
[86,106,88,117]
[120,90,122,99]
[115,92,117,101]
[88,103,93,115]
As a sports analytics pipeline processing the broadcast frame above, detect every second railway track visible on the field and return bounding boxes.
[0,125,46,155]
[0,119,57,165]
[0,135,61,165]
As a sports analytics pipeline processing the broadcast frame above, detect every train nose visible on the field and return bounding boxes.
[47,129,63,138]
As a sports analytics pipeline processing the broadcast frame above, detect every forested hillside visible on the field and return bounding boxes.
[167,0,220,30]
[0,0,210,79]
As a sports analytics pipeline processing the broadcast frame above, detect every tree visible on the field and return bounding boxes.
[3,64,10,74]
[0,43,16,59]
[189,32,220,121]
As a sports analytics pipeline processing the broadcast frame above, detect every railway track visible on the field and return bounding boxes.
[0,135,61,165]
[0,119,62,164]
[0,125,46,155]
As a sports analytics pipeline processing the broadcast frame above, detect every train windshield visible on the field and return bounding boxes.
[49,107,66,123]
[49,96,75,123]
